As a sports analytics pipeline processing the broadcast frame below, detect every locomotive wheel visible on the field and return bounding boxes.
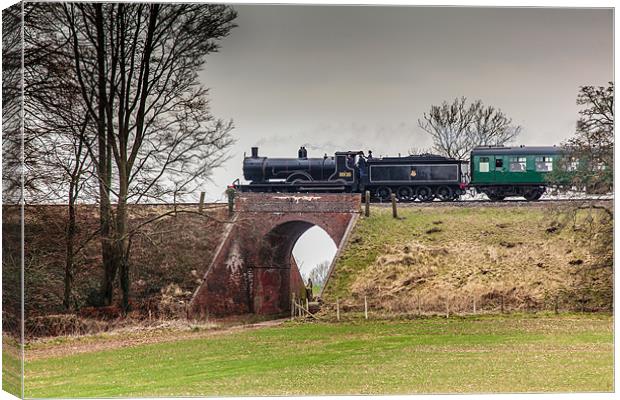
[416,186,434,202]
[396,186,414,202]
[375,186,392,202]
[524,189,543,201]
[436,186,453,202]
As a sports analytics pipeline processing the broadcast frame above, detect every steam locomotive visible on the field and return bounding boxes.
[234,145,561,202]
[236,146,465,201]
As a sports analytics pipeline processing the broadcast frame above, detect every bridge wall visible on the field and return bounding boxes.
[188,193,360,318]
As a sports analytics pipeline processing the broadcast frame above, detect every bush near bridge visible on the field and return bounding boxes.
[322,204,612,315]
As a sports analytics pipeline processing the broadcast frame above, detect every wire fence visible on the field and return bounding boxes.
[290,291,612,322]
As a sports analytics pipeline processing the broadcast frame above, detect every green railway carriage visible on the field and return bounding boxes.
[470,146,562,201]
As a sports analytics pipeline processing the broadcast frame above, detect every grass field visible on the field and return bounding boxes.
[2,336,22,397]
[25,313,612,397]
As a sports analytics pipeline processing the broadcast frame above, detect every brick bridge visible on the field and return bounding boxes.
[188,193,360,319]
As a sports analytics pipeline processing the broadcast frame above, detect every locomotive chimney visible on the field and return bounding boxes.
[251,147,259,158]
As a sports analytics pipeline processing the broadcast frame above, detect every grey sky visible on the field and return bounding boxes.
[196,5,613,275]
[199,5,612,200]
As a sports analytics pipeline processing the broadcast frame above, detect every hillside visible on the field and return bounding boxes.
[3,204,229,337]
[322,203,612,314]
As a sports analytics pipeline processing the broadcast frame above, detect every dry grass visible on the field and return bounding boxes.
[323,205,612,315]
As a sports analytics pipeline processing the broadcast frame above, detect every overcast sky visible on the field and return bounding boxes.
[197,5,613,275]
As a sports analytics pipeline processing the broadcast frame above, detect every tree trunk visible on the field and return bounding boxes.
[63,188,76,311]
[93,4,116,306]
[117,158,131,313]
[119,250,130,313]
[101,243,117,305]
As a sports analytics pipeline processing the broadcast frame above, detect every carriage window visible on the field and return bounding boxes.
[535,156,553,172]
[509,157,527,172]
[495,159,503,170]
[479,157,490,173]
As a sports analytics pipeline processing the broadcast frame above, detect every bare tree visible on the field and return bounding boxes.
[470,104,521,148]
[307,260,331,288]
[3,4,24,204]
[574,82,614,192]
[418,97,521,160]
[22,3,100,310]
[418,97,476,160]
[546,83,614,311]
[28,3,237,311]
[407,147,434,156]
[2,4,25,341]
[24,80,95,310]
[548,83,613,194]
[576,83,614,147]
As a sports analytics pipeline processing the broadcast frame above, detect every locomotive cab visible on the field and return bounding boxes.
[333,151,363,184]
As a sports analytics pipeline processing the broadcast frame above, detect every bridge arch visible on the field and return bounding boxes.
[254,220,337,314]
[189,193,360,319]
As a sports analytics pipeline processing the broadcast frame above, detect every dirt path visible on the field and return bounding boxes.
[26,318,288,361]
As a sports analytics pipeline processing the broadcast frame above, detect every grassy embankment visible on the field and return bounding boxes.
[322,205,611,313]
[24,313,612,397]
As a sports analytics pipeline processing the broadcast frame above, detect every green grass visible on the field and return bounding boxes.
[3,336,22,397]
[25,314,612,397]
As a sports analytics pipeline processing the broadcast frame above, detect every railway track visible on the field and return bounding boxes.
[372,197,613,207]
[24,197,612,208]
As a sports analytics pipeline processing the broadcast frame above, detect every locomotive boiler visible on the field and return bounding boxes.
[243,146,337,183]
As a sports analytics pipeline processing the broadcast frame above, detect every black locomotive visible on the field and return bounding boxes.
[235,146,467,202]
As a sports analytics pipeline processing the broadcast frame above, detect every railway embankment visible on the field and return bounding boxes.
[321,201,612,315]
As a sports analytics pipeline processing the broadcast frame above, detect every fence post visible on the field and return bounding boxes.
[416,292,421,316]
[473,296,476,315]
[291,293,295,320]
[365,191,371,217]
[198,191,205,213]
[445,297,450,318]
[226,188,235,218]
[336,298,340,321]
[391,192,398,219]
[364,296,368,320]
[306,298,309,316]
